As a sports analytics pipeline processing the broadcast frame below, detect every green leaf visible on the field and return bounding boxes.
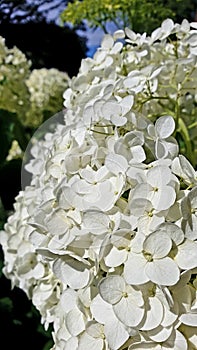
[0,109,28,165]
[0,297,13,313]
[0,109,16,164]
[178,117,194,166]
[42,340,54,350]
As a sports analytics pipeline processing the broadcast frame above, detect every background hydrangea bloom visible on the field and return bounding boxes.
[0,36,70,128]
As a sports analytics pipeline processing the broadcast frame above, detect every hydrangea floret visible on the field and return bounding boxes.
[0,36,31,118]
[26,68,70,127]
[1,19,197,350]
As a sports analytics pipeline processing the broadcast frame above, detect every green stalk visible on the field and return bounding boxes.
[178,117,194,165]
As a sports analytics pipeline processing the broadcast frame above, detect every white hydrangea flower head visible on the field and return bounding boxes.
[1,18,197,349]
[0,36,31,117]
[25,68,70,127]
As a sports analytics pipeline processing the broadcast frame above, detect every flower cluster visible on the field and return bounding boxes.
[1,19,197,350]
[0,36,31,118]
[6,140,23,161]
[0,36,70,127]
[26,68,70,127]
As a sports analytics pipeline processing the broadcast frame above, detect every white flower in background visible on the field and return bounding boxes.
[1,18,197,350]
[26,68,70,127]
[0,36,70,128]
[0,37,31,117]
[6,140,23,161]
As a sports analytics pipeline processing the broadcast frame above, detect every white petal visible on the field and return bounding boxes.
[173,330,188,350]
[66,308,85,336]
[138,214,165,235]
[132,184,151,201]
[91,295,129,350]
[143,231,172,258]
[124,253,148,285]
[151,186,176,211]
[120,95,134,113]
[99,275,125,304]
[179,312,197,326]
[140,297,164,331]
[91,294,115,324]
[184,217,197,241]
[53,257,90,289]
[157,222,184,245]
[155,140,168,158]
[179,155,196,181]
[155,116,175,139]
[63,337,78,350]
[60,289,77,312]
[161,306,177,327]
[175,239,197,270]
[151,26,163,42]
[148,124,156,138]
[129,197,152,217]
[147,166,172,187]
[86,322,104,338]
[113,29,125,40]
[111,41,123,54]
[111,114,127,126]
[78,333,103,350]
[125,27,137,41]
[104,318,129,350]
[162,139,178,159]
[145,258,180,286]
[105,153,128,174]
[147,325,173,342]
[101,34,114,49]
[82,210,110,235]
[161,18,174,33]
[105,246,127,267]
[130,145,146,163]
[113,295,144,327]
[46,209,69,235]
[102,101,121,120]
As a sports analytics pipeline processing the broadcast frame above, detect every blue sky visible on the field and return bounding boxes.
[76,21,119,57]
[76,26,104,57]
[42,1,116,57]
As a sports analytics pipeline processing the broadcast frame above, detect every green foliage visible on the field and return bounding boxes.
[61,0,197,33]
[0,296,13,312]
[0,109,28,163]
